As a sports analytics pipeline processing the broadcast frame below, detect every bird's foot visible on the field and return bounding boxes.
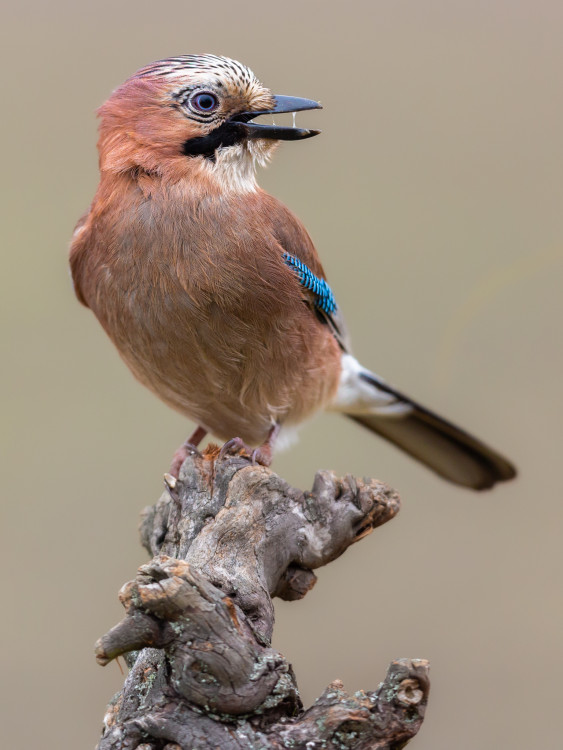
[218,437,254,463]
[218,425,279,467]
[169,426,207,478]
[253,423,279,467]
[217,438,272,466]
[251,444,273,467]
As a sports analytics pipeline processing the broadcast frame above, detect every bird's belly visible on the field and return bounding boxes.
[98,282,341,445]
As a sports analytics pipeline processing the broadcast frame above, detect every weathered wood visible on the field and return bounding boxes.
[96,446,429,749]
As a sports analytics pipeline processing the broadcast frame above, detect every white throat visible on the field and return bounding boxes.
[205,140,277,194]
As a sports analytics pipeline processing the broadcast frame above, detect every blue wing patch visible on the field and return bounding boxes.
[282,253,338,315]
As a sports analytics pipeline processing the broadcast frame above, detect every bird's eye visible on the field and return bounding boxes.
[189,92,219,113]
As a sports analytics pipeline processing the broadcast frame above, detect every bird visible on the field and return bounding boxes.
[69,54,516,490]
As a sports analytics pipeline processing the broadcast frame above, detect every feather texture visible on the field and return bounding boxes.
[70,172,341,445]
[282,253,337,314]
[70,55,516,490]
[331,357,516,489]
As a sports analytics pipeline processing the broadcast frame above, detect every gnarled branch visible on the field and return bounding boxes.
[95,447,429,749]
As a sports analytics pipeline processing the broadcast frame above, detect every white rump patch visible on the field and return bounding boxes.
[275,424,302,452]
[329,354,413,417]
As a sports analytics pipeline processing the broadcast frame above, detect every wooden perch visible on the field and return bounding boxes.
[95,446,429,749]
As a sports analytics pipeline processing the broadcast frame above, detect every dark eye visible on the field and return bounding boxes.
[190,92,219,113]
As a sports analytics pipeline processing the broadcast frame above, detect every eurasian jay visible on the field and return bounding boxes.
[69,54,516,490]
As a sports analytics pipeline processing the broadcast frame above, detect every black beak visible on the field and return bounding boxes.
[183,95,321,159]
[232,95,322,141]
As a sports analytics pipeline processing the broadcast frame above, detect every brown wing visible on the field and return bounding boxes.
[261,192,351,351]
[68,211,92,307]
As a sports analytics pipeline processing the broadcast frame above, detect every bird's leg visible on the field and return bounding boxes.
[169,426,207,478]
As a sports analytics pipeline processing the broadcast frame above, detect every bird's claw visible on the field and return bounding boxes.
[163,473,177,490]
[217,438,273,467]
[218,437,252,462]
[251,446,272,467]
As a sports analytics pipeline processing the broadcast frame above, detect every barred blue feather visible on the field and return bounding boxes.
[282,253,338,315]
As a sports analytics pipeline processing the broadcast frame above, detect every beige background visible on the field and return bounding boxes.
[2,1,562,748]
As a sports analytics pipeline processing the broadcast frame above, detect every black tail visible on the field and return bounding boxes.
[348,374,516,490]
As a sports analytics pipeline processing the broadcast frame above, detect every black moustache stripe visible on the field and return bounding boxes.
[182,121,244,161]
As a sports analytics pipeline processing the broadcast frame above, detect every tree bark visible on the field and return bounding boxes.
[95,446,430,749]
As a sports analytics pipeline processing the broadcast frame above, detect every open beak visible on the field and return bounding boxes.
[232,95,322,141]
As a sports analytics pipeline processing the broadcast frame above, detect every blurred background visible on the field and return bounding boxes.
[2,1,562,748]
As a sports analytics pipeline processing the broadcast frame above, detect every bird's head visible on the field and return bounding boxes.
[97,54,321,191]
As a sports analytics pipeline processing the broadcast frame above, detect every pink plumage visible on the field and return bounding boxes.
[70,55,516,489]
